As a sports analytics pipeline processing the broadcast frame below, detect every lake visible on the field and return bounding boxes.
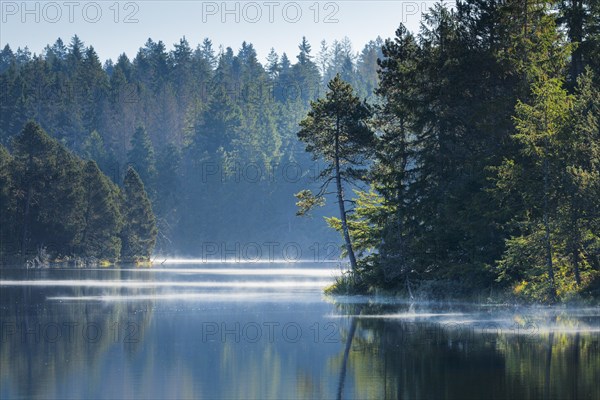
[1,262,599,399]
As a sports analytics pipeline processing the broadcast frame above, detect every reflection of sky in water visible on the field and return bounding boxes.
[1,263,599,399]
[0,279,333,288]
[1,265,338,302]
[327,309,600,336]
[326,293,600,334]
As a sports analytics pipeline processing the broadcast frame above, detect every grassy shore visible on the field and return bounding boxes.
[325,269,600,305]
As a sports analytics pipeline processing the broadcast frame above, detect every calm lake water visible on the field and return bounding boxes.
[1,262,599,399]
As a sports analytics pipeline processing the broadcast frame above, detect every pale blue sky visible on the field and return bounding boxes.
[1,1,452,63]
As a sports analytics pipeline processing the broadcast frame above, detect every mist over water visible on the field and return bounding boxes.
[1,262,599,399]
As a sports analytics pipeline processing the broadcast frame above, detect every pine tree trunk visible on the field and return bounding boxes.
[335,118,358,271]
[337,314,359,400]
[543,331,554,399]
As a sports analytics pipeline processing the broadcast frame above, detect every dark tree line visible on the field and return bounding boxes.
[0,121,156,265]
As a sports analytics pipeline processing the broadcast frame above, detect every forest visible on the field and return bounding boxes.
[305,0,600,303]
[0,0,599,302]
[0,121,157,265]
[0,31,381,260]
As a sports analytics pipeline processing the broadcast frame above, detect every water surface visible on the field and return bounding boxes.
[1,262,599,399]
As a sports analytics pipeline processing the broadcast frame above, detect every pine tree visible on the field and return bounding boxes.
[280,53,291,71]
[361,2,524,291]
[296,74,374,271]
[274,53,293,102]
[14,47,31,66]
[493,0,577,301]
[67,35,84,74]
[189,86,242,158]
[78,46,108,139]
[557,0,600,87]
[171,37,194,105]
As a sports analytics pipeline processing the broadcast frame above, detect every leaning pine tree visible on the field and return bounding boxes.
[120,166,157,263]
[295,74,374,271]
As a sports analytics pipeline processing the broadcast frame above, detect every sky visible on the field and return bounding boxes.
[1,1,453,63]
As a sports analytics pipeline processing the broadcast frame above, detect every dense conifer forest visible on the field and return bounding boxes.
[0,31,382,260]
[0,121,156,265]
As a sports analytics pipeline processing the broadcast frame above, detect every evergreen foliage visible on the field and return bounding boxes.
[317,0,600,301]
[120,166,157,262]
[0,121,155,264]
[296,74,374,270]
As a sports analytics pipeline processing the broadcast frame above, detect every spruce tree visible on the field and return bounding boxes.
[266,48,280,79]
[154,144,181,253]
[494,0,575,301]
[82,130,112,174]
[371,24,420,282]
[199,38,217,69]
[292,37,321,103]
[120,166,157,262]
[127,125,156,195]
[9,121,87,259]
[560,69,600,283]
[79,160,122,260]
[0,145,15,260]
[498,75,571,300]
[11,121,58,257]
[43,144,86,256]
